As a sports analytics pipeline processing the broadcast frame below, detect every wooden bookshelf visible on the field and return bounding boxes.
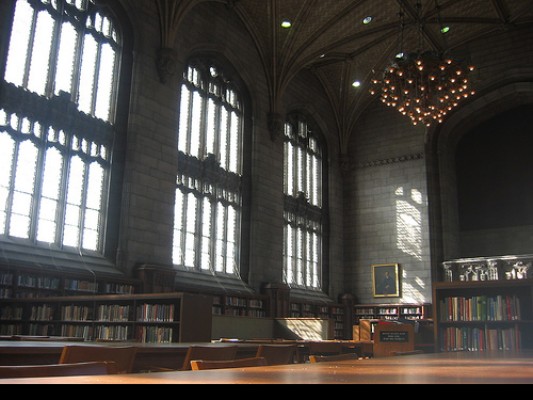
[353,303,431,324]
[289,300,346,340]
[0,292,212,343]
[433,279,533,352]
[0,264,138,299]
[212,293,268,318]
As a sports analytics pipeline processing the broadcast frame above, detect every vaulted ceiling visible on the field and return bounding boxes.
[157,0,533,150]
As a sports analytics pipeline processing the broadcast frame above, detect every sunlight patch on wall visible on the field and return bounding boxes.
[395,187,422,260]
[400,270,428,303]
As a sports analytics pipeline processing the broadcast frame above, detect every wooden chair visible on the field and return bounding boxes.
[255,344,297,365]
[0,361,118,378]
[308,352,360,363]
[391,350,424,356]
[180,345,239,371]
[58,345,138,374]
[306,341,344,357]
[190,356,267,371]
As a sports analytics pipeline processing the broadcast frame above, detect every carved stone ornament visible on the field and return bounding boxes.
[267,112,284,141]
[339,153,351,174]
[156,47,178,84]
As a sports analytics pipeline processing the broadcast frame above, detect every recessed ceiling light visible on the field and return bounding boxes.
[363,16,373,25]
[281,19,292,28]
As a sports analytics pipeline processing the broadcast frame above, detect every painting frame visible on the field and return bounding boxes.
[372,263,400,298]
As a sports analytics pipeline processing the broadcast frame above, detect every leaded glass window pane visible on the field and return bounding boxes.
[173,61,243,276]
[283,114,324,290]
[0,0,121,255]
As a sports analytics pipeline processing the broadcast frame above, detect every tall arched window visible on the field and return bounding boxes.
[173,60,244,276]
[283,113,324,290]
[0,0,125,262]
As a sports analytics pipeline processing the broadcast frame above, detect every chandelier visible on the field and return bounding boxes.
[369,3,476,127]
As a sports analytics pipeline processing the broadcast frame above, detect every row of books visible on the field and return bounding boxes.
[64,280,134,294]
[438,294,521,321]
[17,275,60,289]
[30,305,53,321]
[136,303,175,322]
[61,305,91,321]
[0,272,134,296]
[64,279,98,292]
[97,305,130,321]
[28,323,51,336]
[94,325,130,341]
[439,326,520,352]
[0,273,13,285]
[101,283,135,294]
[221,308,267,317]
[136,326,174,343]
[0,324,22,335]
[61,324,93,339]
[0,306,22,320]
[2,305,180,323]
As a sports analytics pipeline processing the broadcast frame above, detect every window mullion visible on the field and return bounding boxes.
[4,137,21,237]
[214,97,221,165]
[194,193,203,270]
[77,157,91,249]
[89,36,103,117]
[178,188,188,267]
[291,224,297,285]
[22,6,40,90]
[70,18,85,106]
[221,204,228,274]
[45,3,62,97]
[209,198,217,273]
[187,88,195,156]
[198,80,208,159]
[30,134,48,243]
[52,138,68,246]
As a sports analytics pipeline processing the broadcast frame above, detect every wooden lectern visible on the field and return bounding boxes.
[372,322,414,357]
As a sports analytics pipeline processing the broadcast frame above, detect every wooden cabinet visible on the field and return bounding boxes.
[0,292,212,343]
[433,280,533,352]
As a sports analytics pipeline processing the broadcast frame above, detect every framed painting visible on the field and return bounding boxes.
[372,263,400,298]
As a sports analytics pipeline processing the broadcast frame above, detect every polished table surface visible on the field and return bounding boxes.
[1,351,533,384]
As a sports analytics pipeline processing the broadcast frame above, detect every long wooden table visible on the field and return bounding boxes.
[1,351,532,384]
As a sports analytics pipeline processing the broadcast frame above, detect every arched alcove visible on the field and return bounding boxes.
[427,81,533,279]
